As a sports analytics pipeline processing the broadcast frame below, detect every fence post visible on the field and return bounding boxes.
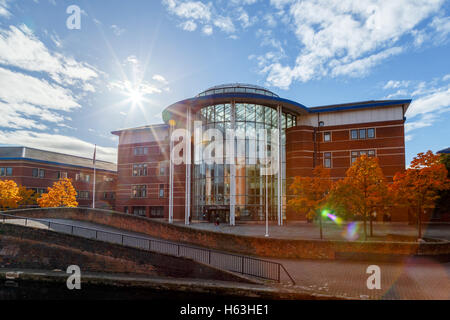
[241,256,244,274]
[208,251,211,265]
[177,245,180,257]
[71,225,74,234]
[95,230,98,239]
[25,218,27,226]
[278,264,281,283]
[121,235,124,245]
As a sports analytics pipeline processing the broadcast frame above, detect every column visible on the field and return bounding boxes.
[277,105,283,226]
[185,107,192,225]
[169,120,174,223]
[229,101,236,226]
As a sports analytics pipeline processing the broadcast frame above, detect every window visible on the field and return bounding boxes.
[351,150,376,164]
[77,191,89,199]
[159,166,166,176]
[32,168,45,178]
[133,206,146,217]
[351,128,375,140]
[323,132,331,142]
[57,171,67,179]
[324,152,331,168]
[1,167,12,176]
[133,163,148,176]
[359,129,366,139]
[85,174,90,182]
[319,121,324,127]
[75,173,80,181]
[103,176,114,182]
[150,206,164,218]
[159,184,165,198]
[132,185,147,198]
[134,146,148,156]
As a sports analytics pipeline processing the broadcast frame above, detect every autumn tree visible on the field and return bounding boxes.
[0,180,22,210]
[288,166,333,239]
[17,186,38,207]
[434,153,450,219]
[328,155,387,240]
[37,178,78,208]
[391,151,450,239]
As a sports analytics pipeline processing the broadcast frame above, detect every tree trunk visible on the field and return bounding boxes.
[370,213,373,237]
[417,206,422,240]
[319,211,323,240]
[363,208,367,240]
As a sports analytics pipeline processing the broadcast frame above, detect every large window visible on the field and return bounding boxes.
[77,191,89,199]
[57,171,67,179]
[132,185,147,198]
[159,184,165,198]
[150,206,164,218]
[194,103,293,221]
[323,132,331,142]
[0,167,12,176]
[133,163,147,176]
[351,150,376,164]
[351,128,375,140]
[134,146,148,156]
[324,152,332,168]
[133,206,146,217]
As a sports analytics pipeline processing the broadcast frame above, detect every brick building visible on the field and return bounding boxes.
[0,146,117,209]
[112,84,411,223]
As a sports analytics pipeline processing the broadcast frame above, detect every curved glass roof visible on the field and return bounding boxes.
[196,83,279,98]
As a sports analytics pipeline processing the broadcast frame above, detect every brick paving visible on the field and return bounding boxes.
[176,220,450,241]
[8,218,450,300]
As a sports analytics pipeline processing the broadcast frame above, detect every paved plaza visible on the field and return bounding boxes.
[7,217,448,300]
[176,220,450,241]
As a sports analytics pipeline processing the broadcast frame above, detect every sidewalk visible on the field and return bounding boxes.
[175,220,450,241]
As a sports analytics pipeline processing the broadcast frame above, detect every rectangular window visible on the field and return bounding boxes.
[32,168,39,177]
[133,163,148,176]
[1,167,13,176]
[367,128,375,139]
[323,132,331,142]
[77,191,89,199]
[57,171,67,179]
[134,147,148,156]
[159,184,164,198]
[85,174,90,182]
[150,206,164,218]
[0,168,4,176]
[159,166,166,176]
[324,152,331,168]
[132,185,147,198]
[75,173,80,181]
[351,150,376,164]
[133,206,146,217]
[39,169,45,178]
[359,129,366,139]
[351,130,358,140]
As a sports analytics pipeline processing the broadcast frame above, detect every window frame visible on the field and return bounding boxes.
[323,132,331,142]
[324,152,332,168]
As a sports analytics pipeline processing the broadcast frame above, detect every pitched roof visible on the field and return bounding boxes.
[0,146,117,172]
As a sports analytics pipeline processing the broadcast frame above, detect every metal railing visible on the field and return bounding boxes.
[0,212,295,285]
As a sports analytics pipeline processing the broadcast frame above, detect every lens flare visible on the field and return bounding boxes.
[343,222,359,241]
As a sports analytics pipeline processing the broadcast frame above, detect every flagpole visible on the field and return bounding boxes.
[93,144,96,209]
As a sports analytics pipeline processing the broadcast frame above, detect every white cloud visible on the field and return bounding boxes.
[383,80,411,90]
[152,74,169,85]
[163,0,211,21]
[407,85,450,118]
[0,0,11,18]
[255,0,444,88]
[202,25,213,35]
[213,16,235,33]
[110,25,125,36]
[0,67,80,111]
[0,130,118,163]
[180,20,197,31]
[0,25,98,86]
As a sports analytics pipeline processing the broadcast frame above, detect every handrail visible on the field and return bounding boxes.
[0,212,296,285]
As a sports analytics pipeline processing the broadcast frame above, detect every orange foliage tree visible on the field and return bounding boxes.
[288,166,333,239]
[0,180,22,210]
[328,155,387,239]
[37,178,78,208]
[18,186,38,207]
[390,151,450,239]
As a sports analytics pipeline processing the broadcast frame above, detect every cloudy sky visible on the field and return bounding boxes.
[0,0,449,164]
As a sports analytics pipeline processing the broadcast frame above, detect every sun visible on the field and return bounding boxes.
[127,88,144,106]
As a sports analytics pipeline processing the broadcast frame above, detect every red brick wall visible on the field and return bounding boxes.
[0,160,116,209]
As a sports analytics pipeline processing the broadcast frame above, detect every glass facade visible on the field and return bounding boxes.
[192,102,296,222]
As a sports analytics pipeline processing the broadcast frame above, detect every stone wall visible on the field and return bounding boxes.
[0,221,254,283]
[4,208,450,260]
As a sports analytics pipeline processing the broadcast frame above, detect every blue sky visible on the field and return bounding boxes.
[0,0,449,164]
